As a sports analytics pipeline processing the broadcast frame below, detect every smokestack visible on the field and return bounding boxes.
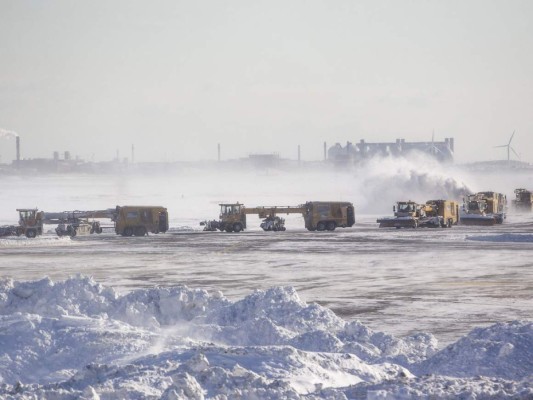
[218,143,221,162]
[298,145,301,166]
[131,144,135,163]
[449,137,454,152]
[323,142,327,161]
[16,136,20,162]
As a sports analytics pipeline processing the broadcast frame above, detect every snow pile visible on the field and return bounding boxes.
[0,276,531,399]
[466,234,533,243]
[418,321,533,380]
[0,236,74,247]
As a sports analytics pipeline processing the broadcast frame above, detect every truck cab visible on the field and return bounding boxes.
[218,203,246,232]
[394,201,424,218]
[465,196,487,215]
[17,208,44,238]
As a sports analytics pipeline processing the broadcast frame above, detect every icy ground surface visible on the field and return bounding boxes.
[0,276,531,399]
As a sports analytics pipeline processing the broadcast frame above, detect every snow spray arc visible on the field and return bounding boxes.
[349,153,472,213]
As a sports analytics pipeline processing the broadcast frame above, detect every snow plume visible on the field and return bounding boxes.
[0,128,19,138]
[349,153,472,213]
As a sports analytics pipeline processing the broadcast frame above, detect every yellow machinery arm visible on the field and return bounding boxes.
[244,206,305,218]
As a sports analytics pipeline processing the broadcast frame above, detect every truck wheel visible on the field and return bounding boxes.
[233,223,243,233]
[26,229,37,238]
[134,226,146,236]
[326,221,336,231]
[123,227,133,236]
[317,221,326,231]
[70,229,77,237]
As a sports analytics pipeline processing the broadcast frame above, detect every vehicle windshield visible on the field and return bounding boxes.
[19,210,36,220]
[398,203,414,212]
[468,201,486,211]
[221,205,241,215]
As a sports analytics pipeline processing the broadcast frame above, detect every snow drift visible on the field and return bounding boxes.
[0,276,531,399]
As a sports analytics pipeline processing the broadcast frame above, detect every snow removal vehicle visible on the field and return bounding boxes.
[377,200,459,228]
[114,205,169,236]
[201,201,355,232]
[15,205,168,238]
[512,188,533,211]
[461,192,507,225]
[17,208,108,238]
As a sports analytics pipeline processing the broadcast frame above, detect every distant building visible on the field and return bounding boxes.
[328,138,454,164]
[247,153,280,169]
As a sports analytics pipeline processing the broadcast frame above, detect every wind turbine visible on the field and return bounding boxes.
[494,131,519,164]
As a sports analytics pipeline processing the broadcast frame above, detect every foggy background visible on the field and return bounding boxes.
[1,158,532,226]
[0,0,532,164]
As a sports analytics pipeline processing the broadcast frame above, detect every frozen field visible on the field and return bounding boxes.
[1,216,532,346]
[0,163,532,398]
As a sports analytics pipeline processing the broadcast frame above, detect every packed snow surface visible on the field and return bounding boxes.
[0,276,531,399]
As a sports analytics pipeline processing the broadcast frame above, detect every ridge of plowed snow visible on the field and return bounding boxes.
[0,276,531,399]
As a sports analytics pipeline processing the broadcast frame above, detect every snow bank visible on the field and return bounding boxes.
[466,234,533,243]
[418,321,533,380]
[0,236,74,247]
[0,276,531,399]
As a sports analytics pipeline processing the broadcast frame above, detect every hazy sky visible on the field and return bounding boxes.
[0,0,532,163]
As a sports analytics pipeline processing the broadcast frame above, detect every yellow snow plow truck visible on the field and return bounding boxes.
[113,206,169,236]
[377,199,459,228]
[15,206,169,238]
[201,201,355,232]
[461,192,506,225]
[512,188,533,211]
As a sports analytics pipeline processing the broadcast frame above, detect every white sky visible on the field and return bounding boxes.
[0,0,532,163]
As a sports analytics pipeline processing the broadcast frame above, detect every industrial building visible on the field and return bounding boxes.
[327,138,455,164]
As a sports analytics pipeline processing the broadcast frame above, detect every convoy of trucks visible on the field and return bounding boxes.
[0,187,528,239]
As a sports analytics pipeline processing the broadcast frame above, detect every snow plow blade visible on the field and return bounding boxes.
[377,217,417,228]
[460,216,496,226]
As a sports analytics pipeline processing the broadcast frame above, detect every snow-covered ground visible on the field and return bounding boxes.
[0,161,532,398]
[0,277,531,399]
